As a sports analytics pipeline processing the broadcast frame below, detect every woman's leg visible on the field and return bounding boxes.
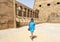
[31,32,33,37]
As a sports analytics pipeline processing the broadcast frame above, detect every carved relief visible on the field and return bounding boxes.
[0,0,13,8]
[0,14,8,24]
[47,12,60,22]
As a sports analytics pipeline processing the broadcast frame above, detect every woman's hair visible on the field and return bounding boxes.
[31,18,34,22]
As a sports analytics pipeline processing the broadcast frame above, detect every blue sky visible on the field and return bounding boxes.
[16,0,34,8]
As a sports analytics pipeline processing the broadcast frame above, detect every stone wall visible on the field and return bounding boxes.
[0,0,16,30]
[34,0,60,23]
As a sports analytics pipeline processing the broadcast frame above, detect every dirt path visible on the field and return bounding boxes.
[0,23,60,42]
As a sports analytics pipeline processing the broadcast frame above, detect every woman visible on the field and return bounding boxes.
[28,18,35,39]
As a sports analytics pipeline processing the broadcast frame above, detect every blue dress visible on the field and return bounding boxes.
[28,22,35,32]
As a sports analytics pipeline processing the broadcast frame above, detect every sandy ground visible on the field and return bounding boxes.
[0,23,60,42]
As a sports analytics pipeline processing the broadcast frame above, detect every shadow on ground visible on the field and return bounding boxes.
[30,35,37,41]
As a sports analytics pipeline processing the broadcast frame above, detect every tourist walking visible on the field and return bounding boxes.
[28,18,35,39]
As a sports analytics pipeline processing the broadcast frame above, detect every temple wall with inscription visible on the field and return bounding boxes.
[34,0,60,23]
[0,0,16,29]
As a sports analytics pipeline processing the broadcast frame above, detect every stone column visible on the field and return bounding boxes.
[13,0,16,28]
[26,9,28,19]
[29,11,31,18]
[22,8,24,18]
[29,10,31,18]
[34,12,35,18]
[30,11,32,18]
[15,4,17,16]
[32,11,34,18]
[21,7,25,24]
